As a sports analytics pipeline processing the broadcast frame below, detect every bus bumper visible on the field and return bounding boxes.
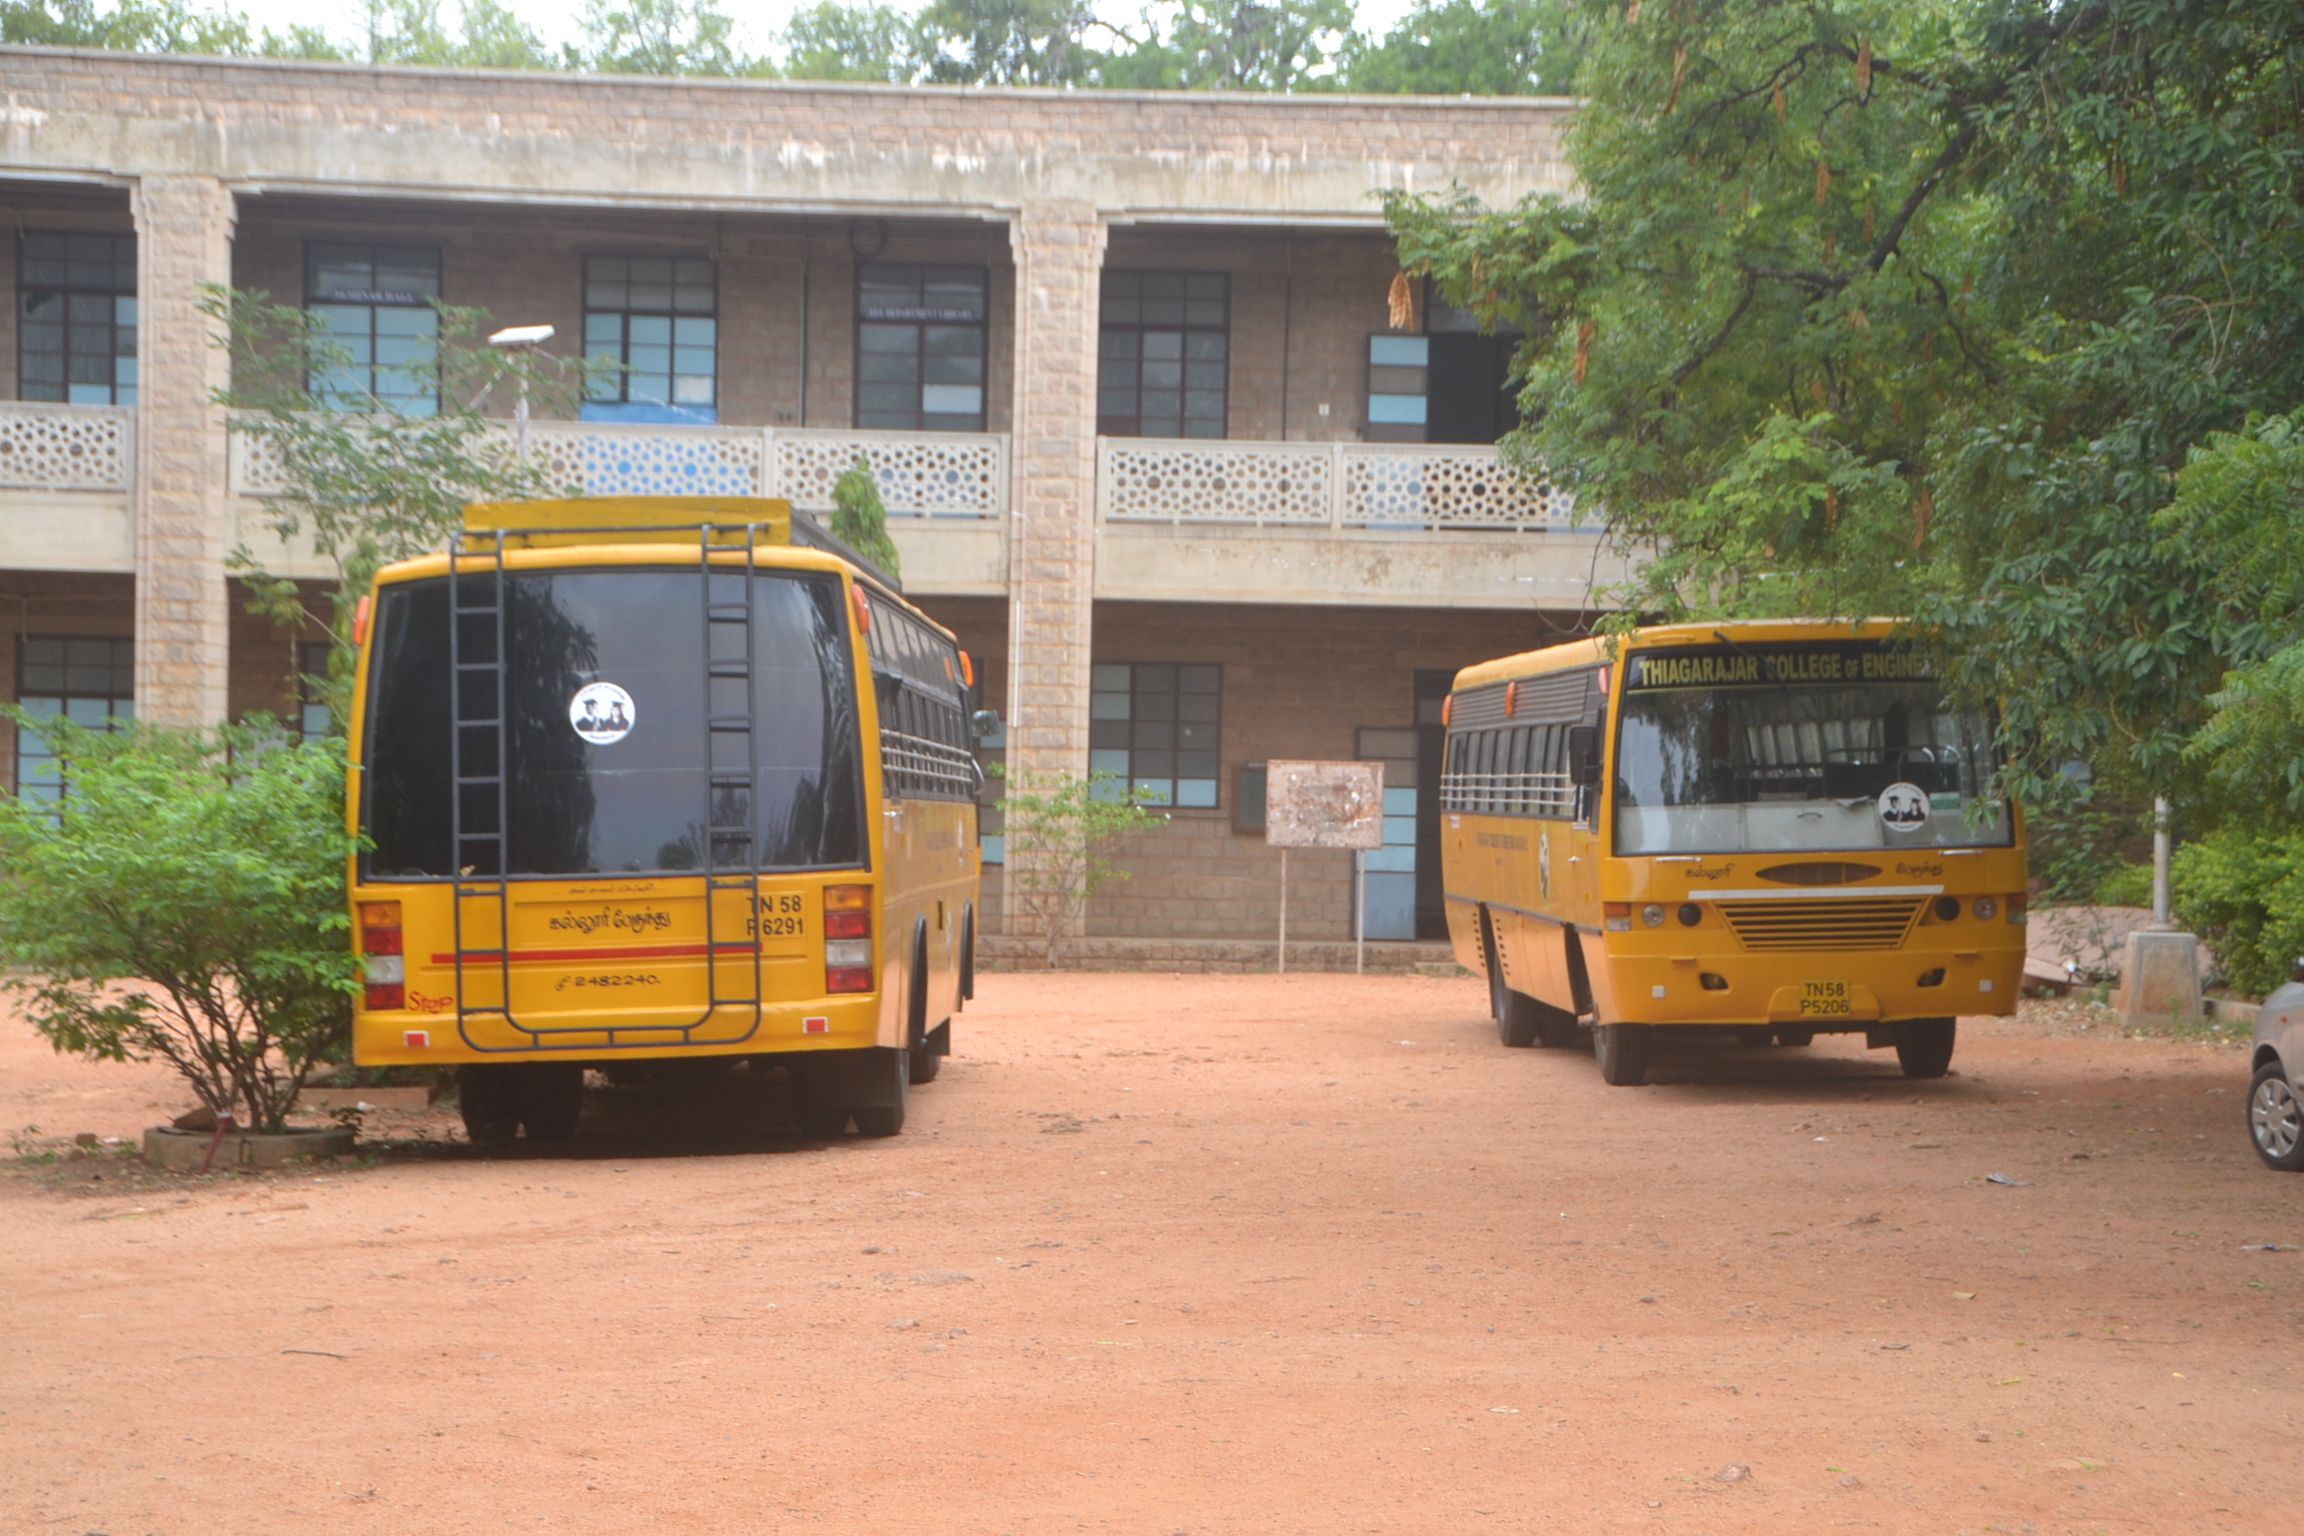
[1600,944,2025,1028]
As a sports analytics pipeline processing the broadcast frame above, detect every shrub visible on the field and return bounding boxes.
[830,455,902,578]
[2170,826,2304,999]
[0,716,364,1132]
[991,768,1163,966]
[2093,863,2155,909]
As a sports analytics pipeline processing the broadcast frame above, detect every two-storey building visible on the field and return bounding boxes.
[0,47,1625,950]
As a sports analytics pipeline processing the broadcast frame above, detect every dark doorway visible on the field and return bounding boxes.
[1424,334,1521,446]
[1413,669,1453,938]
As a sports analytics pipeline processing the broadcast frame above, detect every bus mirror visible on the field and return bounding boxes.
[1567,724,1601,788]
[970,709,1001,741]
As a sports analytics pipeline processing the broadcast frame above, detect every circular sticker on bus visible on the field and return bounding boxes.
[1878,781,1931,831]
[569,682,636,745]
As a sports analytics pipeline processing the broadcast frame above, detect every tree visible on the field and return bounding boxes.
[1,0,334,55]
[1343,0,1585,96]
[1385,0,2304,820]
[914,0,1107,85]
[359,0,553,67]
[779,0,921,83]
[1106,0,1354,91]
[992,769,1166,966]
[205,286,596,730]
[830,455,903,578]
[573,0,745,75]
[0,717,363,1134]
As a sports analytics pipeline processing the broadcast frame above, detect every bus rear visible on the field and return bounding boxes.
[346,499,951,1141]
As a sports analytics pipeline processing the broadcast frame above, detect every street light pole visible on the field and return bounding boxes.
[485,323,555,465]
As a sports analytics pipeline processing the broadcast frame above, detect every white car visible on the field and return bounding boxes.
[2249,961,2304,1172]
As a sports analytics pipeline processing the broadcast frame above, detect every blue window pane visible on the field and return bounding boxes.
[1175,778,1216,808]
[1369,394,1429,425]
[1370,335,1429,367]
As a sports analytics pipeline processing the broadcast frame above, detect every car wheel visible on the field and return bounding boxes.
[2248,1061,2304,1172]
[1893,1017,1956,1079]
[1594,1022,1651,1086]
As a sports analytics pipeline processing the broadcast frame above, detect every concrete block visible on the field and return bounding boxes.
[2117,928,2205,1027]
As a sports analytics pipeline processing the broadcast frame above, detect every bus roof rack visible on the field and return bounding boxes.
[459,495,903,593]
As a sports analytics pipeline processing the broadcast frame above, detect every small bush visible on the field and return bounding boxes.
[2093,863,2155,909]
[0,716,363,1132]
[2170,826,2304,999]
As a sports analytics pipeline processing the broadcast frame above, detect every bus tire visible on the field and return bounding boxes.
[789,1070,849,1139]
[1893,1017,1956,1079]
[852,1049,910,1138]
[515,1063,584,1143]
[1594,1023,1652,1087]
[960,905,976,1003]
[1483,912,1540,1049]
[908,1041,943,1085]
[458,1064,520,1148]
[905,930,941,1085]
[1535,1003,1578,1050]
[1775,1027,1815,1048]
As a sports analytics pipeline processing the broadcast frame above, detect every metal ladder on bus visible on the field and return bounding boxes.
[699,521,765,1036]
[448,527,517,1047]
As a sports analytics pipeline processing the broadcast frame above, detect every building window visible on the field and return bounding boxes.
[1366,334,1430,442]
[1090,662,1220,808]
[298,640,334,742]
[306,243,442,416]
[1098,271,1227,439]
[18,232,137,406]
[582,254,718,425]
[856,264,987,432]
[13,636,134,801]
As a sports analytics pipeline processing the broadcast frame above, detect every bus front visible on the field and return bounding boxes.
[1592,625,2026,1084]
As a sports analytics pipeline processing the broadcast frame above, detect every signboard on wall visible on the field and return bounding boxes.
[1264,760,1385,851]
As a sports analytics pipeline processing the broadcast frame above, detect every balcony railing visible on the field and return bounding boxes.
[231,420,1010,520]
[1095,438,1579,533]
[0,402,135,493]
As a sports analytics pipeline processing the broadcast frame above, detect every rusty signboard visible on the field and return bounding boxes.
[1264,759,1385,851]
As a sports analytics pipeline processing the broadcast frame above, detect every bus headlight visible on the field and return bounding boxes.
[1972,896,1999,921]
[1640,903,1667,928]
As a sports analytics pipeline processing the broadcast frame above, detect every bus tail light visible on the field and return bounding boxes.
[359,901,404,1009]
[825,884,873,993]
[1604,901,1632,933]
[2005,896,2026,926]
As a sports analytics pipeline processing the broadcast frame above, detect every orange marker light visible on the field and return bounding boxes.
[1505,681,1519,717]
[1441,696,1453,727]
[851,587,871,634]
[353,594,373,648]
[959,650,975,688]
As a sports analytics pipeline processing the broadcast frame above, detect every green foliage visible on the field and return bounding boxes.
[1344,0,1585,96]
[206,284,597,732]
[1385,0,2304,824]
[2171,827,2304,1000]
[830,455,903,578]
[990,768,1165,965]
[2093,863,2153,910]
[574,0,743,76]
[0,716,363,1133]
[359,0,553,68]
[915,0,1106,84]
[780,0,921,82]
[1104,0,1354,90]
[2027,797,2147,907]
[1,0,334,55]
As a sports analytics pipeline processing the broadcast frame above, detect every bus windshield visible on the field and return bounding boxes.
[1611,645,2008,856]
[362,566,865,878]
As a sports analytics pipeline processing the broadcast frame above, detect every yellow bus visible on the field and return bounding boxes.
[345,497,983,1143]
[1441,620,2026,1086]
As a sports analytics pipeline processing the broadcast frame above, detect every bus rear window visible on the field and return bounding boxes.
[361,568,864,878]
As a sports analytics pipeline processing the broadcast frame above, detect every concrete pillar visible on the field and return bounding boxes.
[1001,202,1106,947]
[130,173,236,727]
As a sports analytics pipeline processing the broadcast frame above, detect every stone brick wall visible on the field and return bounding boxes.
[130,173,234,727]
[1083,599,1596,940]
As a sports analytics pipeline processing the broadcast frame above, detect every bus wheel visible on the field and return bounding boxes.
[1893,1018,1956,1079]
[852,1049,910,1138]
[515,1063,584,1143]
[1594,1023,1652,1087]
[1535,1002,1578,1050]
[1484,915,1539,1048]
[789,1072,850,1139]
[1775,1027,1815,1048]
[908,1036,944,1085]
[458,1065,520,1148]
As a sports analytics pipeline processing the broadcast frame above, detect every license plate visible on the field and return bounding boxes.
[1800,980,1851,1017]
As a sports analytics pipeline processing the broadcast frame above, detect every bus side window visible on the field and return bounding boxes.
[1504,726,1530,816]
[1531,723,1557,816]
[1475,730,1497,814]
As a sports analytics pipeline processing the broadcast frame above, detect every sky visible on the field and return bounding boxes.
[212,0,1427,64]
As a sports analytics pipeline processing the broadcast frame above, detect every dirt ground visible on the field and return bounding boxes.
[0,973,2293,1536]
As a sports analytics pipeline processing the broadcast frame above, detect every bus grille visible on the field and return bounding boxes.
[1722,898,1924,951]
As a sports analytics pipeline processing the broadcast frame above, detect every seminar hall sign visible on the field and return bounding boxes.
[1623,644,1936,692]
